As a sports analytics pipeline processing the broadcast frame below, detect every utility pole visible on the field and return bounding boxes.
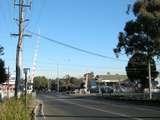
[57,64,59,93]
[6,67,10,98]
[85,73,89,94]
[23,68,30,106]
[147,35,152,100]
[11,0,32,98]
[48,78,50,92]
[148,59,152,99]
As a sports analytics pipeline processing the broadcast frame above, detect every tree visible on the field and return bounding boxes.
[62,75,82,91]
[114,0,160,58]
[126,53,158,90]
[84,72,94,81]
[0,59,7,84]
[50,79,57,91]
[0,45,7,84]
[0,45,4,56]
[33,76,48,91]
[114,0,160,89]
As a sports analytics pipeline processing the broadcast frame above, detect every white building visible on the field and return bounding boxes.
[0,74,15,100]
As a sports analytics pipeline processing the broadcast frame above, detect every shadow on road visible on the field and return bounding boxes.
[36,114,160,119]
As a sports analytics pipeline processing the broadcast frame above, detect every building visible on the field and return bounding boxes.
[83,72,95,93]
[97,74,127,86]
[0,74,15,99]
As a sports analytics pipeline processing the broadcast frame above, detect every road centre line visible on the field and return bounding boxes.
[73,98,160,113]
[41,102,46,120]
[41,94,159,115]
[58,99,143,120]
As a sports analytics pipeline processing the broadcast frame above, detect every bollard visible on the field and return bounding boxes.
[39,103,43,115]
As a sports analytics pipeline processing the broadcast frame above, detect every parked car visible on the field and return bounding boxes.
[100,86,113,94]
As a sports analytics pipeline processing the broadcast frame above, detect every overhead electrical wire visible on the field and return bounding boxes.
[28,31,160,65]
[36,62,124,70]
[29,0,47,30]
[35,0,47,28]
[27,30,127,62]
[27,31,160,66]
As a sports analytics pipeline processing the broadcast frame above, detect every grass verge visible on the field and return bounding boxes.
[0,95,36,120]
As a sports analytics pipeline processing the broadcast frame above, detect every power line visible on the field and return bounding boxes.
[28,0,46,30]
[36,60,124,69]
[27,30,127,62]
[34,0,46,28]
[27,31,160,66]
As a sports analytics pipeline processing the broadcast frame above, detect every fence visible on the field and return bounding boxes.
[102,92,160,100]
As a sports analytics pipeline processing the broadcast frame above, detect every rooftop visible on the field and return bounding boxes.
[98,74,128,81]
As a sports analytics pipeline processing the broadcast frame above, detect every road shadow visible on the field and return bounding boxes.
[36,114,160,119]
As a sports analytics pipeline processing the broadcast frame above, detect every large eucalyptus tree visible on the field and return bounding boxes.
[114,0,160,98]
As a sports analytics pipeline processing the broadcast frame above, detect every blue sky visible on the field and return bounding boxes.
[0,0,141,78]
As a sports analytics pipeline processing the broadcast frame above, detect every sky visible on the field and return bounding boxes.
[0,0,145,78]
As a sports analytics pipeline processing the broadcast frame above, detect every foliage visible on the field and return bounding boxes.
[33,76,48,91]
[84,72,94,80]
[60,75,82,91]
[0,45,7,84]
[33,75,82,92]
[0,95,35,120]
[80,82,85,89]
[126,53,158,89]
[0,59,7,84]
[113,0,160,87]
[114,0,160,58]
[50,79,57,91]
[0,45,4,56]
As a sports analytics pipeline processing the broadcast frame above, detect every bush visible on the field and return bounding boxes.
[0,96,35,120]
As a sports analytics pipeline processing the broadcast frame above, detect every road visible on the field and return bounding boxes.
[36,93,160,120]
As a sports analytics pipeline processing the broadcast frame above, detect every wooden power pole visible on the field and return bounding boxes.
[11,0,32,98]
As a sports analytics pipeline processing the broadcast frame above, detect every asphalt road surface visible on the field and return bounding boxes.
[37,93,160,120]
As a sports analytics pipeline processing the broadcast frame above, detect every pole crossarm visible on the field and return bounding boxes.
[13,18,30,22]
[14,4,31,8]
[11,33,32,37]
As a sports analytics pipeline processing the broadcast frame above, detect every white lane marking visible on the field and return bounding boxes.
[34,104,39,120]
[75,98,160,113]
[41,103,46,120]
[58,99,143,120]
[36,100,46,120]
